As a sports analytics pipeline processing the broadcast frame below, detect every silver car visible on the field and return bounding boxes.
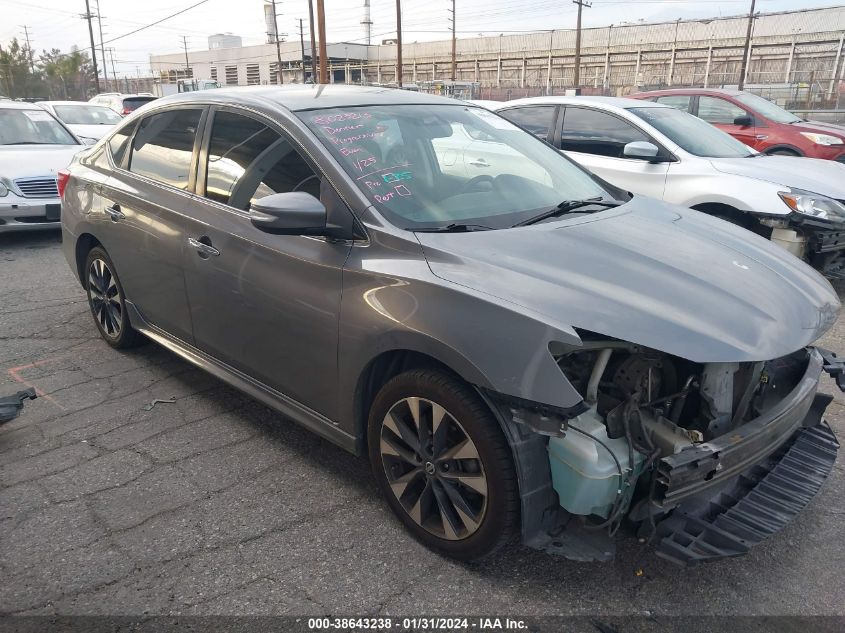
[60,86,843,565]
[1,101,82,233]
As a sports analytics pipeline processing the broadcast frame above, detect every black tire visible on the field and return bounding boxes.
[765,148,800,157]
[367,369,519,561]
[84,246,143,349]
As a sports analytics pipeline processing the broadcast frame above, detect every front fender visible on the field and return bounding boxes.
[337,252,585,434]
[665,172,790,217]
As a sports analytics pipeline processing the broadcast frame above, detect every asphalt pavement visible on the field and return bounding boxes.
[1,231,844,618]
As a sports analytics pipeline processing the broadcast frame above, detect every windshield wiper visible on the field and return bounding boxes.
[413,223,493,233]
[2,141,54,145]
[513,198,624,227]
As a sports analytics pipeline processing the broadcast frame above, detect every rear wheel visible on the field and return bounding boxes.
[367,369,519,560]
[84,247,142,349]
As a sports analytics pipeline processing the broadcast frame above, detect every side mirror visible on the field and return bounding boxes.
[733,115,753,127]
[249,192,327,235]
[623,141,659,160]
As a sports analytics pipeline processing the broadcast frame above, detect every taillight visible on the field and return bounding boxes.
[57,169,71,199]
[121,107,131,115]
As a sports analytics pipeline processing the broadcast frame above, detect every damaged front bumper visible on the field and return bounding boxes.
[653,346,842,565]
[492,346,842,567]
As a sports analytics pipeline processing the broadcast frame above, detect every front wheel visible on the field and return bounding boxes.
[367,369,519,561]
[84,246,143,349]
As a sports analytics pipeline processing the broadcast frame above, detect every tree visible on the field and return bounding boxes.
[40,46,93,100]
[0,38,34,99]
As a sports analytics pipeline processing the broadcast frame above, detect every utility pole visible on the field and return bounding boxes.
[316,0,328,84]
[270,0,284,84]
[396,0,403,87]
[738,0,756,90]
[298,19,307,83]
[95,0,108,87]
[107,47,117,84]
[308,0,318,82]
[572,0,590,88]
[448,0,456,82]
[83,0,101,93]
[21,25,34,72]
[181,36,190,74]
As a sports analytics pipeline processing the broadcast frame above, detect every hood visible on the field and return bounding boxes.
[66,123,114,141]
[0,145,81,180]
[711,155,845,199]
[417,199,839,363]
[790,119,845,138]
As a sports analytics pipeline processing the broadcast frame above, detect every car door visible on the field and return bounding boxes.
[557,106,669,199]
[696,95,761,150]
[182,107,352,419]
[96,106,204,343]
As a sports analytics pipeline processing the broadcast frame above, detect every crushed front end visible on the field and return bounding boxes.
[494,339,842,567]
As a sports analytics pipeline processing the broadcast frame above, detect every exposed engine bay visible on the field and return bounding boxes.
[545,335,819,542]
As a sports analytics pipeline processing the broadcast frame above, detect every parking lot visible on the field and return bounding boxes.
[1,230,844,618]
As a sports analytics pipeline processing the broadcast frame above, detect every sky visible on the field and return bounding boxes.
[0,0,841,77]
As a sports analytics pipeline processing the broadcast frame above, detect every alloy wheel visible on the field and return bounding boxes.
[379,397,488,540]
[88,258,122,338]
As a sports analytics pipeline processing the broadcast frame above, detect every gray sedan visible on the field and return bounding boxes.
[59,85,843,565]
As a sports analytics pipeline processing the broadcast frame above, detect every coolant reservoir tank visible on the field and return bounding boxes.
[547,410,644,518]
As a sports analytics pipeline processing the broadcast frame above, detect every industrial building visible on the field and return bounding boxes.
[149,4,845,107]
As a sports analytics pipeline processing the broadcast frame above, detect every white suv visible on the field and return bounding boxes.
[88,93,157,116]
[494,96,845,278]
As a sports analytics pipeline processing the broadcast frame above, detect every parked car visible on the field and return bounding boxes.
[494,96,845,278]
[60,85,843,565]
[0,101,82,232]
[88,93,157,116]
[631,88,845,160]
[38,101,122,144]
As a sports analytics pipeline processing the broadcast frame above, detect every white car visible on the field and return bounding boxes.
[88,93,157,116]
[38,101,122,144]
[493,96,845,277]
[0,101,83,233]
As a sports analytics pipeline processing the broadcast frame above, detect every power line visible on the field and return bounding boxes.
[101,0,211,46]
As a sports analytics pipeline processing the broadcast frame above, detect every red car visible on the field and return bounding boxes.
[631,88,845,161]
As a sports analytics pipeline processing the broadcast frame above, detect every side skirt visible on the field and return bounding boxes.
[126,302,358,454]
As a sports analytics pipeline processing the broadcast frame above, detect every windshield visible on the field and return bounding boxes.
[629,106,753,158]
[0,108,78,145]
[53,104,122,125]
[299,104,611,230]
[735,92,802,124]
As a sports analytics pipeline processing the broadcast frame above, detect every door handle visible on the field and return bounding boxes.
[468,159,490,167]
[188,237,220,257]
[104,204,125,221]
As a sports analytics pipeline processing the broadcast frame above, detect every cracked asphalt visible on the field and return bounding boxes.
[1,231,844,618]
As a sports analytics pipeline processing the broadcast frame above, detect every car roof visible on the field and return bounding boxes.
[633,87,745,97]
[40,100,103,106]
[495,95,669,112]
[0,100,55,111]
[157,84,470,112]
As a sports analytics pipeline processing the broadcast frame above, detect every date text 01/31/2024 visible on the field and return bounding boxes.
[305,617,530,630]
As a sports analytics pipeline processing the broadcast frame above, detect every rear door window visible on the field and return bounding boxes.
[560,107,649,158]
[128,109,202,189]
[498,106,556,140]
